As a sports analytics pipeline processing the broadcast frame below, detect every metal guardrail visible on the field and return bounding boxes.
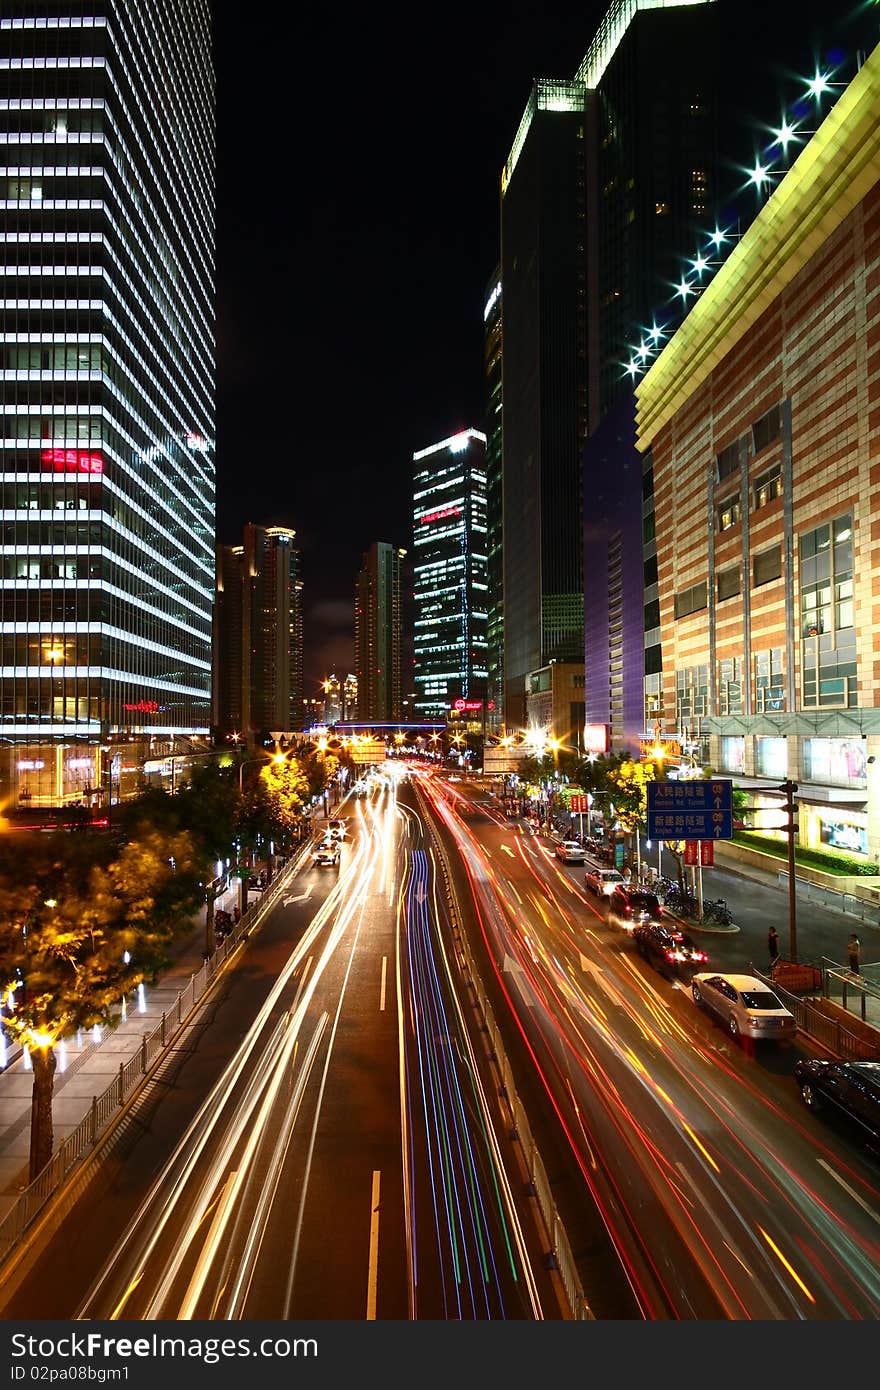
[775,872,880,923]
[0,848,309,1265]
[749,963,880,1062]
[428,814,594,1320]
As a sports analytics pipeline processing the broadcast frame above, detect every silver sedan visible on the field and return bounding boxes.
[691,972,796,1041]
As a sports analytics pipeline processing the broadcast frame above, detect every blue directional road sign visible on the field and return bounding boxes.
[646,778,733,841]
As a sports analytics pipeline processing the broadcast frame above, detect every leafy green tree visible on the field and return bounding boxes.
[261,755,311,831]
[0,827,202,1180]
[605,758,655,835]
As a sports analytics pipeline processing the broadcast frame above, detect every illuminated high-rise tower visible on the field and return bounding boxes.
[213,526,303,742]
[0,2,215,811]
[412,430,487,724]
[354,542,405,723]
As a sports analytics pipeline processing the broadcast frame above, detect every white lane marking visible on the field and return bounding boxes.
[817,1158,880,1225]
[367,1169,381,1319]
[380,955,387,1012]
[283,886,313,906]
[501,844,515,858]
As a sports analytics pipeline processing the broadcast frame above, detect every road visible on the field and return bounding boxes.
[417,770,880,1319]
[0,772,554,1321]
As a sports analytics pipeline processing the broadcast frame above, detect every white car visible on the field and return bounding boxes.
[555,840,585,864]
[691,972,796,1041]
[327,819,346,841]
[312,840,340,867]
[585,867,625,896]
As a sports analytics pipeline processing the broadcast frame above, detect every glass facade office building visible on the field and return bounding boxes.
[412,430,487,723]
[0,3,215,810]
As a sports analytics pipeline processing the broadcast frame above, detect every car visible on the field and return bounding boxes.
[555,840,585,864]
[793,1059,880,1150]
[632,920,708,977]
[327,819,346,841]
[608,886,663,930]
[585,867,625,897]
[691,972,796,1041]
[312,840,340,867]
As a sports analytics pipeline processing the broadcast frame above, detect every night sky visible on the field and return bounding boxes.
[212,2,871,696]
[212,3,605,690]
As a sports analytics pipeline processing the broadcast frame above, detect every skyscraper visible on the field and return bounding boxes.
[483,269,503,736]
[0,2,215,811]
[500,79,587,733]
[412,430,488,724]
[213,525,303,742]
[354,542,405,723]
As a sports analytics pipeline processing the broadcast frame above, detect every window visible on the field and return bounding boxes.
[753,546,782,586]
[717,565,741,602]
[716,441,740,481]
[644,555,658,586]
[800,514,854,638]
[717,497,740,532]
[754,648,784,712]
[676,666,708,722]
[752,404,781,454]
[718,657,743,715]
[754,466,782,509]
[674,582,707,620]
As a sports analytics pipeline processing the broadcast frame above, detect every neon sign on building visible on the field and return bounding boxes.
[40,448,104,475]
[419,505,461,525]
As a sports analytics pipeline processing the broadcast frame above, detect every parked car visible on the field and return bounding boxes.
[312,840,341,867]
[585,867,625,897]
[793,1059,880,1150]
[691,972,796,1041]
[632,920,708,977]
[608,886,663,930]
[555,840,585,864]
[327,819,346,841]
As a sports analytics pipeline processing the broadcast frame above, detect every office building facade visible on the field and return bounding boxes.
[354,542,404,723]
[500,80,587,732]
[213,525,302,743]
[0,2,215,810]
[412,430,487,724]
[635,44,880,861]
[483,268,503,735]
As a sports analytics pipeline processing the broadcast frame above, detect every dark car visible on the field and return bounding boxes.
[794,1059,880,1150]
[608,885,663,932]
[632,920,708,977]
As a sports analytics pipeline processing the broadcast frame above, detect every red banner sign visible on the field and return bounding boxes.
[570,795,589,813]
[700,839,714,866]
[684,839,699,865]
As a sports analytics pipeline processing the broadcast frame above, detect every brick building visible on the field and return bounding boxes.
[635,45,880,864]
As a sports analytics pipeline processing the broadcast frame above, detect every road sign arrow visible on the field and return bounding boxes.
[283,886,313,907]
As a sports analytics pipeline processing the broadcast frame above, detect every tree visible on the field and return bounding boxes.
[605,759,656,864]
[261,755,311,831]
[0,827,202,1179]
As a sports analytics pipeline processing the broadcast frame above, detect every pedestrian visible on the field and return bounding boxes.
[767,925,780,971]
[847,931,861,974]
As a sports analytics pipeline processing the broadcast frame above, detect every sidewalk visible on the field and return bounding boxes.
[0,873,253,1216]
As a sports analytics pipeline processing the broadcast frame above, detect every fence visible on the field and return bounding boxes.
[0,846,309,1266]
[776,872,880,924]
[749,963,880,1062]
[426,810,594,1320]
